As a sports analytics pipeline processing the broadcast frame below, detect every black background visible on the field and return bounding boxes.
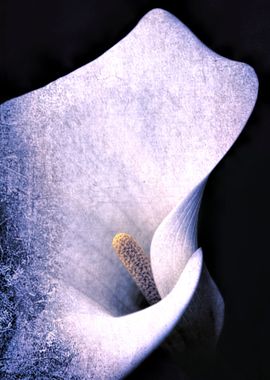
[1,1,270,379]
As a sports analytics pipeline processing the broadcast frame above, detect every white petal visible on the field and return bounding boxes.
[151,180,206,297]
[0,8,258,379]
[61,249,202,379]
[151,180,224,373]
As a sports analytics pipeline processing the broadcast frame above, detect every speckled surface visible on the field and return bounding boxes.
[0,8,258,379]
[112,233,161,305]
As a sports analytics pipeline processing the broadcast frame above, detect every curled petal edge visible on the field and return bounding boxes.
[61,248,203,379]
[151,181,225,367]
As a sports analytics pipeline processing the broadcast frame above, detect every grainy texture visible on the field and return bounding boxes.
[112,233,161,305]
[0,9,258,380]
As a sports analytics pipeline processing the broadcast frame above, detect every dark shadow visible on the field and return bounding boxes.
[1,1,270,378]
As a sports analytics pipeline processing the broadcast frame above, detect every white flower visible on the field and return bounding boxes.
[0,8,258,380]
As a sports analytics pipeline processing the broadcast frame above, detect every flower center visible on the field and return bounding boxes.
[112,233,161,305]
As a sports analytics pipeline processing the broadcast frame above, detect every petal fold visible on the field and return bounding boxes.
[0,7,258,380]
[61,249,203,379]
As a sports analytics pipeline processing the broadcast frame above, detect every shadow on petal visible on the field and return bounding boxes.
[0,7,258,380]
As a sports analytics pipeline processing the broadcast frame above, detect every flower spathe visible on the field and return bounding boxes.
[0,8,258,379]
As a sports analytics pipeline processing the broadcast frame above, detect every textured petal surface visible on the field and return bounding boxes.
[0,8,258,379]
[61,249,202,379]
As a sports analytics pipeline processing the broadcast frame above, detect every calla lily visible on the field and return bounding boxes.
[0,8,258,380]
